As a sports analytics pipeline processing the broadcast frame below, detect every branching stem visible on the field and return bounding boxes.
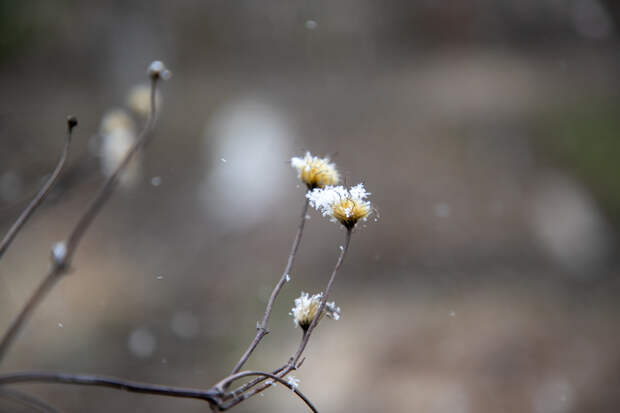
[228,198,310,377]
[214,371,318,413]
[0,76,160,364]
[0,117,76,260]
[222,228,353,409]
[291,227,352,365]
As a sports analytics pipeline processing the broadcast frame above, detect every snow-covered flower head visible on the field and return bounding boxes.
[307,183,372,229]
[127,84,162,118]
[291,152,340,189]
[290,292,341,331]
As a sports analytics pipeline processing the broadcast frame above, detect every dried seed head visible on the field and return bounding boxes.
[307,183,372,229]
[291,152,339,189]
[290,292,340,331]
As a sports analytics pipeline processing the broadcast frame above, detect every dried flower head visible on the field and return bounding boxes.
[291,152,340,189]
[127,84,162,117]
[290,292,340,331]
[307,183,372,229]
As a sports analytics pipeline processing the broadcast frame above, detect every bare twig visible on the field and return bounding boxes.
[214,371,318,413]
[291,227,352,365]
[0,371,218,405]
[228,198,310,377]
[222,364,287,401]
[0,370,318,412]
[65,76,159,259]
[0,387,64,413]
[0,72,162,364]
[222,364,297,408]
[0,117,77,261]
[0,62,338,412]
[0,265,62,363]
[222,228,353,409]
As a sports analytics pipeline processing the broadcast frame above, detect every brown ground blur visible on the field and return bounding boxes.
[2,2,620,412]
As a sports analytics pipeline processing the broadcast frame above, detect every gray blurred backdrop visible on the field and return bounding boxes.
[2,1,620,412]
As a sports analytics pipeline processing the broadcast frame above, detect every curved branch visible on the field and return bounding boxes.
[222,364,287,401]
[223,229,353,410]
[0,371,218,404]
[0,117,76,260]
[214,371,318,413]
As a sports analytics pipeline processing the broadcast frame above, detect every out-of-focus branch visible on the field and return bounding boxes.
[0,64,165,364]
[229,198,310,378]
[64,75,160,259]
[0,117,77,261]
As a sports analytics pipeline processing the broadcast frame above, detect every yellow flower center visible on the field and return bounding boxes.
[332,199,371,228]
[299,159,339,189]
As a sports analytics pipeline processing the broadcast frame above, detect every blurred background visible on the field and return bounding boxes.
[1,1,620,412]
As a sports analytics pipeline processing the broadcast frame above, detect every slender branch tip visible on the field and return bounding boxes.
[66,115,78,131]
[148,61,171,81]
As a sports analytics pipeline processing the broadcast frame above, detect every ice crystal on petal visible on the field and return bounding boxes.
[290,292,323,330]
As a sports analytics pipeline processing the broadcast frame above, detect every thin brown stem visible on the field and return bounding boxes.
[222,364,287,401]
[0,371,218,404]
[221,366,294,409]
[228,198,309,377]
[213,371,318,413]
[0,117,76,260]
[0,73,162,364]
[0,266,61,363]
[222,228,353,410]
[65,77,159,260]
